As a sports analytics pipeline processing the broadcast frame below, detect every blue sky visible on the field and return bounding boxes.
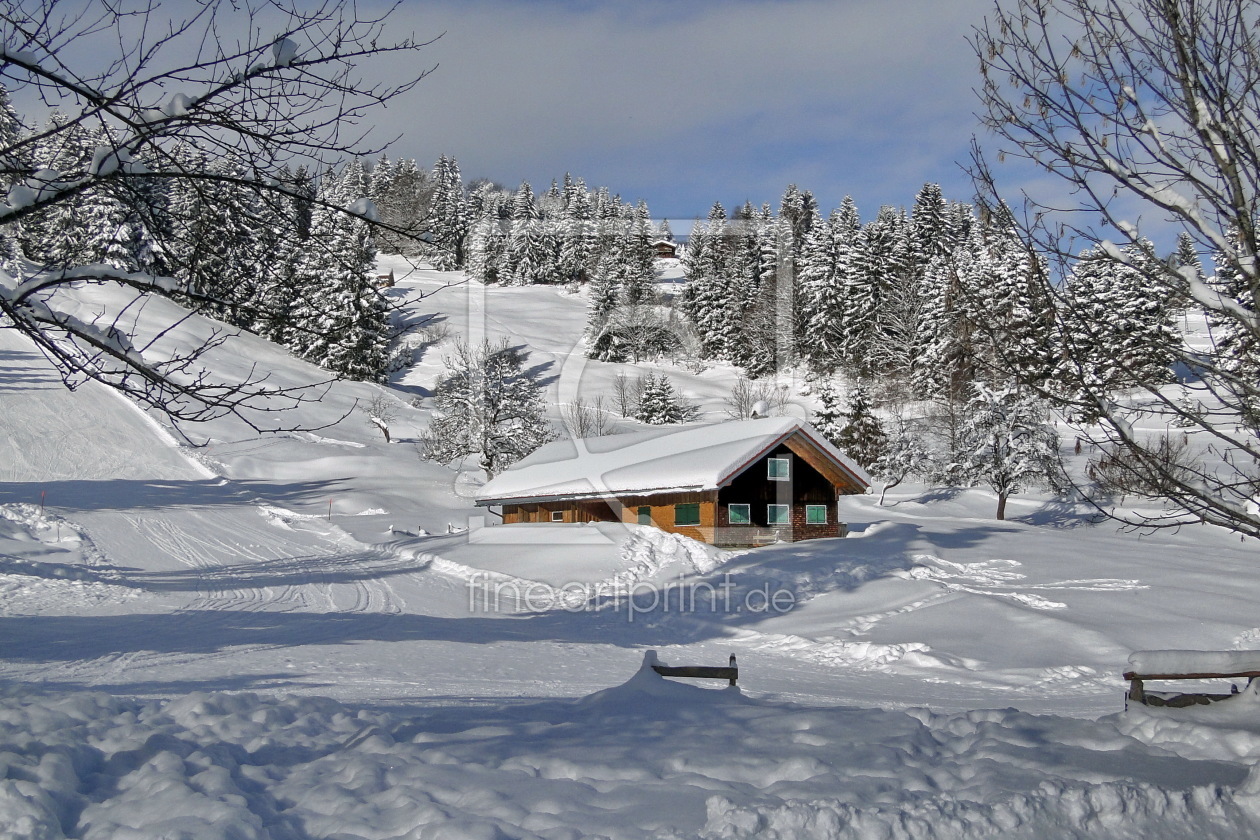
[375,0,996,222]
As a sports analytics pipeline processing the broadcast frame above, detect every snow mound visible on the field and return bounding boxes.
[615,526,730,581]
[700,779,1260,840]
[3,678,1260,839]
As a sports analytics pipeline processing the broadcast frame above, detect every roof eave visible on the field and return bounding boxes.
[476,484,712,507]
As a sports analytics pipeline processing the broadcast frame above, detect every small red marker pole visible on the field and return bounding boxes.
[40,489,45,514]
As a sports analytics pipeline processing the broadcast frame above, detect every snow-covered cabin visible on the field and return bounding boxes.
[651,239,678,259]
[474,417,870,547]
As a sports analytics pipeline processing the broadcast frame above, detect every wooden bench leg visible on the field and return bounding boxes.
[1128,677,1145,706]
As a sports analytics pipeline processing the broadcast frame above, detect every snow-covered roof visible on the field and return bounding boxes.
[475,417,870,506]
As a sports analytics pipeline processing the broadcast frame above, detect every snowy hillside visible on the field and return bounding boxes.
[4,266,1260,838]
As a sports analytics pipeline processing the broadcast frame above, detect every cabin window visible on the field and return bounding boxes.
[806,505,827,525]
[674,503,701,526]
[728,504,751,525]
[767,457,790,481]
[637,506,652,525]
[551,510,564,522]
[767,504,790,525]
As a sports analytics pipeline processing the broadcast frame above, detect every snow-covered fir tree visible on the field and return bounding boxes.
[1059,243,1179,411]
[811,379,847,447]
[166,154,269,324]
[250,167,313,343]
[557,176,593,285]
[635,372,696,425]
[835,380,887,470]
[681,202,741,360]
[955,382,1061,520]
[286,168,388,380]
[428,155,468,269]
[959,207,1055,388]
[620,202,658,305]
[501,181,559,285]
[464,183,510,284]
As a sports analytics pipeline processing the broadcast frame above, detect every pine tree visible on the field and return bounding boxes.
[1060,243,1179,410]
[287,172,387,380]
[811,380,846,447]
[618,204,657,306]
[375,157,427,253]
[429,155,468,269]
[251,167,310,343]
[1167,231,1201,312]
[501,181,559,284]
[842,207,907,376]
[465,183,509,284]
[166,156,270,324]
[657,218,674,243]
[557,179,593,284]
[913,244,972,401]
[960,208,1055,387]
[584,260,621,349]
[420,338,556,476]
[835,380,887,469]
[0,83,22,185]
[956,383,1061,520]
[635,372,695,424]
[797,206,852,370]
[0,83,23,262]
[681,202,740,359]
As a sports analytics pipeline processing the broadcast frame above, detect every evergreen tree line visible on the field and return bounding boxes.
[680,183,1194,399]
[379,158,682,365]
[1,93,390,382]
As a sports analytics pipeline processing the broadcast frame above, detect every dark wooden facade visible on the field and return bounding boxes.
[498,430,864,547]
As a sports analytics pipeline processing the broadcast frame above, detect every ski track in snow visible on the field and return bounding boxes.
[893,554,1148,611]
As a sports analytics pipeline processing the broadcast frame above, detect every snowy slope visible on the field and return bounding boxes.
[5,267,1260,837]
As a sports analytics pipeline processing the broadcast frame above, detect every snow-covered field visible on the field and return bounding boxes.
[4,264,1260,838]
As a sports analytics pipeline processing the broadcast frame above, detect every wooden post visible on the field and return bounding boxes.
[729,654,738,686]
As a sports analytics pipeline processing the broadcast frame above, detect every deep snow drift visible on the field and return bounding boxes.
[4,265,1260,837]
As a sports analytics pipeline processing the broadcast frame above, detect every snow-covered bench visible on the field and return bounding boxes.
[1124,650,1260,708]
[648,651,738,687]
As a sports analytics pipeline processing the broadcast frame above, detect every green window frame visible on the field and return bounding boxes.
[767,457,790,481]
[767,504,790,525]
[674,503,701,526]
[728,504,751,525]
[805,505,827,525]
[637,506,652,526]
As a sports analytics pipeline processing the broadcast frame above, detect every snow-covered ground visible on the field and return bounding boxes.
[4,265,1260,838]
